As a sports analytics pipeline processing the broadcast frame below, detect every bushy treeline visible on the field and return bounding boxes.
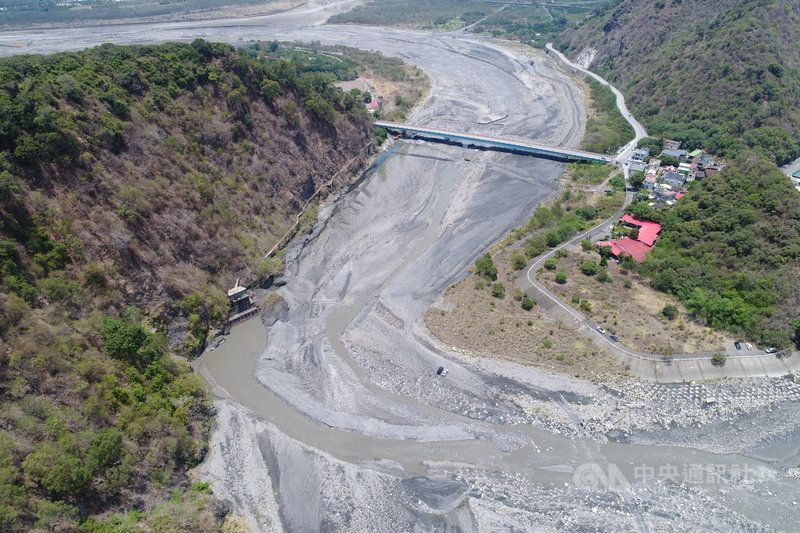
[0,39,368,169]
[581,77,634,154]
[636,156,800,348]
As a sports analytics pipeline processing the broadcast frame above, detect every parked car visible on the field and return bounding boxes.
[610,334,619,342]
[765,347,778,354]
[436,366,448,376]
[745,343,753,351]
[734,341,741,350]
[596,326,606,334]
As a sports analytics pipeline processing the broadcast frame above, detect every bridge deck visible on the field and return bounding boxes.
[375,121,613,164]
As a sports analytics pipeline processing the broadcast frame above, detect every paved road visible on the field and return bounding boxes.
[545,43,647,163]
[514,174,800,381]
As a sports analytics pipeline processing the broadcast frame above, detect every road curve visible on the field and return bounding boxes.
[514,179,800,380]
[545,42,647,163]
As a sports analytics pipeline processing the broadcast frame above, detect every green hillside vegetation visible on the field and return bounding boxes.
[0,40,377,529]
[556,0,800,165]
[631,156,800,348]
[581,77,634,154]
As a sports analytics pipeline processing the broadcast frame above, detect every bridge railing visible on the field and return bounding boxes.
[374,121,613,164]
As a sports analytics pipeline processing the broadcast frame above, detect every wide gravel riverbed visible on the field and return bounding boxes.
[9,5,800,531]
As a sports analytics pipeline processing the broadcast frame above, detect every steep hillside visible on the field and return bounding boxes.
[0,40,375,529]
[634,155,800,348]
[556,0,800,164]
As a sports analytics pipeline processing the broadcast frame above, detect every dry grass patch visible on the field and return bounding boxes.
[426,248,627,379]
[538,247,736,355]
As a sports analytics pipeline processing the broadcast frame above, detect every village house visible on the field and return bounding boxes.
[630,161,647,174]
[662,171,685,187]
[663,139,682,151]
[688,149,704,161]
[662,148,689,160]
[598,215,663,263]
[677,161,692,176]
[631,148,649,162]
[654,185,677,204]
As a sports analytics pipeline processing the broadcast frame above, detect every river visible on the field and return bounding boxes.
[7,6,799,531]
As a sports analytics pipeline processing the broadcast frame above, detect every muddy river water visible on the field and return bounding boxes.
[7,5,800,530]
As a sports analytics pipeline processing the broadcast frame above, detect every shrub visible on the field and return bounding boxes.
[661,304,678,320]
[555,269,567,284]
[511,254,526,270]
[580,260,598,276]
[711,352,727,366]
[544,258,558,270]
[521,296,535,310]
[543,339,553,349]
[474,278,486,290]
[621,254,637,271]
[256,256,282,285]
[597,269,612,282]
[491,282,505,299]
[580,239,594,252]
[580,299,592,312]
[475,253,498,281]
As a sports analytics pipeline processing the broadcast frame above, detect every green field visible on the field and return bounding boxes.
[329,0,495,30]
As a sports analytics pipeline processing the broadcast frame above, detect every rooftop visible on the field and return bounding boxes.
[598,238,652,263]
[620,214,662,246]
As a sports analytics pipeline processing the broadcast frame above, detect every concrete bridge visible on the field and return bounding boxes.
[375,121,614,164]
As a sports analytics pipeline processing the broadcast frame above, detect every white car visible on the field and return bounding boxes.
[745,343,752,351]
[596,326,606,334]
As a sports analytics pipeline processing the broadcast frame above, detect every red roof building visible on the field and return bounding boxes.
[598,215,663,263]
[598,238,652,263]
[619,214,661,246]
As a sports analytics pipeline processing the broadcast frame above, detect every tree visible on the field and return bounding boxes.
[475,253,497,280]
[597,244,614,258]
[621,254,637,271]
[491,282,505,299]
[630,171,645,189]
[659,155,680,167]
[260,78,281,102]
[0,171,19,203]
[22,444,90,499]
[661,304,678,320]
[609,175,625,190]
[793,319,800,348]
[580,260,598,276]
[100,315,161,369]
[555,269,567,284]
[521,296,535,310]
